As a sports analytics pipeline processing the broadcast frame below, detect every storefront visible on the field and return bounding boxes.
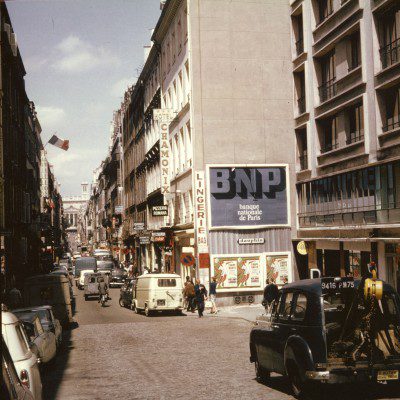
[384,243,400,292]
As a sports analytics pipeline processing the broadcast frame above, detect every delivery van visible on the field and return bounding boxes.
[133,273,184,316]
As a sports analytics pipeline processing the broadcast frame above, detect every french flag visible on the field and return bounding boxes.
[48,134,69,151]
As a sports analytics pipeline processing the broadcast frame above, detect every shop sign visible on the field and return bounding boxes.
[212,255,262,291]
[154,109,175,196]
[194,171,208,254]
[152,205,168,216]
[115,205,123,214]
[152,232,166,237]
[153,236,165,243]
[180,253,195,266]
[139,236,150,245]
[296,241,308,255]
[238,238,265,245]
[199,253,210,269]
[207,165,289,228]
[133,222,145,231]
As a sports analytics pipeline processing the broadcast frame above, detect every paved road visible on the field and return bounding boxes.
[41,287,400,400]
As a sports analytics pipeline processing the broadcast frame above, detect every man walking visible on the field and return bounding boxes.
[209,276,218,314]
[184,277,195,312]
[262,279,279,309]
[194,279,207,318]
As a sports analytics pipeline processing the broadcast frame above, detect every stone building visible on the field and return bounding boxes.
[291,0,400,291]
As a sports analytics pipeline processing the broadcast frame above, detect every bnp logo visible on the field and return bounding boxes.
[210,167,286,200]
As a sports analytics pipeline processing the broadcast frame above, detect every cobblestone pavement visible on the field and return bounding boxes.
[41,288,400,400]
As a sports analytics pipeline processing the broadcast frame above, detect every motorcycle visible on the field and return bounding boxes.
[100,293,108,307]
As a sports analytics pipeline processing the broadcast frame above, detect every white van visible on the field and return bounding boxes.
[133,273,184,316]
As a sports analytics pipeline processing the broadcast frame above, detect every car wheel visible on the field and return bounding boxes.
[119,298,125,308]
[144,304,151,317]
[287,364,307,399]
[255,358,270,384]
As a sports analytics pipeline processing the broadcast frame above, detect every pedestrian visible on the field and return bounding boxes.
[183,276,196,312]
[7,277,23,309]
[209,276,218,314]
[262,279,279,309]
[194,279,207,318]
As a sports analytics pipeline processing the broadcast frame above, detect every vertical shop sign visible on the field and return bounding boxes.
[194,171,208,254]
[153,109,175,198]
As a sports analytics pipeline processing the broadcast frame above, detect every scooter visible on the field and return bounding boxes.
[100,293,108,307]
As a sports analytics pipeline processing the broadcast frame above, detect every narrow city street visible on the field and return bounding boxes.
[39,288,399,400]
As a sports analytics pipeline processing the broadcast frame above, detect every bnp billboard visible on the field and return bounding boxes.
[207,165,289,229]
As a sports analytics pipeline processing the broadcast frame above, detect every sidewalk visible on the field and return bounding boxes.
[185,303,266,323]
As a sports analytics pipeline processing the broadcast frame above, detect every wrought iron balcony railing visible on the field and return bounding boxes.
[346,130,364,145]
[383,116,400,132]
[321,141,339,153]
[319,78,337,102]
[380,37,400,69]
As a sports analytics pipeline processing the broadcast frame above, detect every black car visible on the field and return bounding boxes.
[250,277,400,398]
[110,268,127,288]
[119,279,136,309]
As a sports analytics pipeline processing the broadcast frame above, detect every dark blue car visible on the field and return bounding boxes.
[250,277,400,398]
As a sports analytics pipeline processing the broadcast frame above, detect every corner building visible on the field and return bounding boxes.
[291,0,400,291]
[123,0,296,305]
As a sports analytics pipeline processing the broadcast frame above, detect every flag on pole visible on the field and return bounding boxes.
[48,134,69,151]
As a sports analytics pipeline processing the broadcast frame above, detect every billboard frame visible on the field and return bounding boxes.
[206,164,291,230]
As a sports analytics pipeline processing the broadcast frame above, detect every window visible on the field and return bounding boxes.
[295,14,304,56]
[279,292,294,320]
[318,0,334,24]
[348,32,360,71]
[158,279,177,287]
[291,293,307,321]
[321,115,338,152]
[347,103,364,144]
[378,5,400,69]
[319,51,336,101]
[384,86,400,132]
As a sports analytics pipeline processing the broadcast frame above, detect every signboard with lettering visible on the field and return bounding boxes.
[152,205,168,216]
[139,236,150,245]
[134,223,145,231]
[207,165,289,229]
[194,171,208,254]
[237,238,265,245]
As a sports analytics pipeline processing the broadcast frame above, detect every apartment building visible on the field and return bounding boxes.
[122,0,295,304]
[291,0,400,290]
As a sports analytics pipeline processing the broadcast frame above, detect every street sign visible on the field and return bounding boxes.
[180,253,195,266]
[152,232,166,237]
[134,223,145,231]
[152,205,168,216]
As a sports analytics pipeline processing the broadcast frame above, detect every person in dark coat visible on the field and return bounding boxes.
[183,276,196,312]
[263,279,279,308]
[194,279,207,318]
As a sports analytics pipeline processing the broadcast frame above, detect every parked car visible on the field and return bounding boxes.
[110,268,127,288]
[119,279,136,309]
[77,269,95,290]
[74,257,97,281]
[12,305,62,347]
[16,312,56,364]
[133,273,184,316]
[23,274,73,328]
[1,336,34,400]
[2,310,42,400]
[249,277,400,398]
[84,272,109,301]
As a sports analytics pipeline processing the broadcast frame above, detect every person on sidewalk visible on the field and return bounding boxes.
[194,279,207,318]
[262,279,279,309]
[183,276,195,312]
[209,276,218,314]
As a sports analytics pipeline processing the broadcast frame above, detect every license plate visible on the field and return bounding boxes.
[377,370,399,381]
[157,299,165,306]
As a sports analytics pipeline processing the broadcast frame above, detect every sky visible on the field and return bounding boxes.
[6,0,162,196]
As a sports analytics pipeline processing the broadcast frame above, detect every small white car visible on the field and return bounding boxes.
[19,313,57,364]
[133,273,184,316]
[78,269,94,290]
[2,310,42,400]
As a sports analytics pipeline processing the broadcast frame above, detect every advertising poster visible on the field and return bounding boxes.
[265,254,291,286]
[212,255,262,291]
[207,165,289,229]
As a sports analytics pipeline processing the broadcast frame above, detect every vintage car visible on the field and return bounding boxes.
[12,305,63,347]
[84,272,109,300]
[17,312,57,364]
[119,279,136,309]
[2,310,42,400]
[77,269,95,290]
[250,277,400,398]
[1,336,34,400]
[110,268,127,288]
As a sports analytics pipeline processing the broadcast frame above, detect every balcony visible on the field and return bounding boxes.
[297,96,306,114]
[380,37,400,69]
[383,115,400,133]
[295,37,304,56]
[346,130,364,145]
[299,152,308,170]
[321,141,339,154]
[319,78,337,102]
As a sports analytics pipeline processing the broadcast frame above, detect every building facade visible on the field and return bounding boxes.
[291,0,400,291]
